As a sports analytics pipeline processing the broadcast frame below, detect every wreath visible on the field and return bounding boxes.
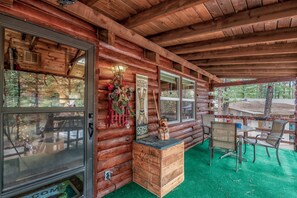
[106,75,134,128]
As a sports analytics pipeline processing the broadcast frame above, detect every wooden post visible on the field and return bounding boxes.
[218,88,222,115]
[243,117,248,139]
[263,84,273,128]
[294,79,297,151]
[209,80,214,115]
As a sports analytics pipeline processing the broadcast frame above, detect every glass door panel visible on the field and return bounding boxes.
[1,27,89,195]
[3,112,84,189]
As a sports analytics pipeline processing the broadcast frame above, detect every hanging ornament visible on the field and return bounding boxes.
[105,66,134,128]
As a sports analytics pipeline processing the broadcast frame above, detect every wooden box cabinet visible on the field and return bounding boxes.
[133,136,184,198]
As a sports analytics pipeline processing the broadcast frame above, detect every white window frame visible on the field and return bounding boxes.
[182,78,195,122]
[160,70,180,124]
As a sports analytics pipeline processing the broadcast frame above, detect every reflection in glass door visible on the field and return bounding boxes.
[0,20,94,198]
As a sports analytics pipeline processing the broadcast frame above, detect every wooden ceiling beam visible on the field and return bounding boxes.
[168,27,297,54]
[217,74,297,78]
[0,0,13,7]
[192,55,297,66]
[215,72,297,77]
[212,69,297,75]
[81,0,99,6]
[181,43,297,60]
[150,0,297,46]
[213,77,296,88]
[42,0,222,82]
[202,63,297,70]
[121,0,209,29]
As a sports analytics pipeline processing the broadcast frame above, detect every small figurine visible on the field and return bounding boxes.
[158,119,170,141]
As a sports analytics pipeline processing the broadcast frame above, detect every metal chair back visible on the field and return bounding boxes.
[202,114,215,134]
[211,121,237,150]
[266,120,288,147]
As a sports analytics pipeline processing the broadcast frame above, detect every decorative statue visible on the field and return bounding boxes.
[158,119,170,141]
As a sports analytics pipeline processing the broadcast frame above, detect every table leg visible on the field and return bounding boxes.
[244,131,248,153]
[239,137,243,163]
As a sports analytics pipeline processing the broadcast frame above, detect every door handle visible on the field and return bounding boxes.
[88,123,94,139]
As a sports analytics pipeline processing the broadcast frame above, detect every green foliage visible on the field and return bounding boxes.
[214,81,295,103]
[4,70,85,107]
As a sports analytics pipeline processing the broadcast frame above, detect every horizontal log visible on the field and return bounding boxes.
[168,27,297,54]
[96,119,135,131]
[98,62,158,81]
[192,131,203,139]
[97,160,132,182]
[214,76,296,88]
[168,121,198,133]
[181,43,297,60]
[97,169,132,191]
[182,136,194,144]
[99,48,156,73]
[100,41,160,69]
[97,176,132,197]
[97,135,134,151]
[98,144,132,161]
[97,128,135,141]
[175,129,201,140]
[185,136,203,150]
[192,123,202,130]
[170,127,193,138]
[97,152,132,172]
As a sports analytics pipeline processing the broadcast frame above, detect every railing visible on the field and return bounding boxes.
[214,115,296,149]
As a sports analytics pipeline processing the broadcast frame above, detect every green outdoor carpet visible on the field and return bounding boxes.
[105,142,297,198]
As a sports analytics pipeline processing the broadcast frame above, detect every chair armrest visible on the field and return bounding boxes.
[255,134,262,144]
[201,125,211,135]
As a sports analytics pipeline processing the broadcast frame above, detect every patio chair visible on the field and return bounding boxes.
[201,114,215,144]
[210,122,239,172]
[245,120,288,166]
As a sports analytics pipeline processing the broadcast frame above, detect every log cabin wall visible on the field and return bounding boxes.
[96,37,211,197]
[0,1,211,197]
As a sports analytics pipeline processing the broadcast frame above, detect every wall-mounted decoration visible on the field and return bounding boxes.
[136,74,148,139]
[106,65,134,128]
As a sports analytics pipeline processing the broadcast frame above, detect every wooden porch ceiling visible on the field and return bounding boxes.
[79,0,297,79]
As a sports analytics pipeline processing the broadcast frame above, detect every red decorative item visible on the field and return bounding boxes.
[105,71,134,128]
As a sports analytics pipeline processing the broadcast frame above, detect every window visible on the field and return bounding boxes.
[160,71,196,124]
[160,71,180,123]
[182,78,195,121]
